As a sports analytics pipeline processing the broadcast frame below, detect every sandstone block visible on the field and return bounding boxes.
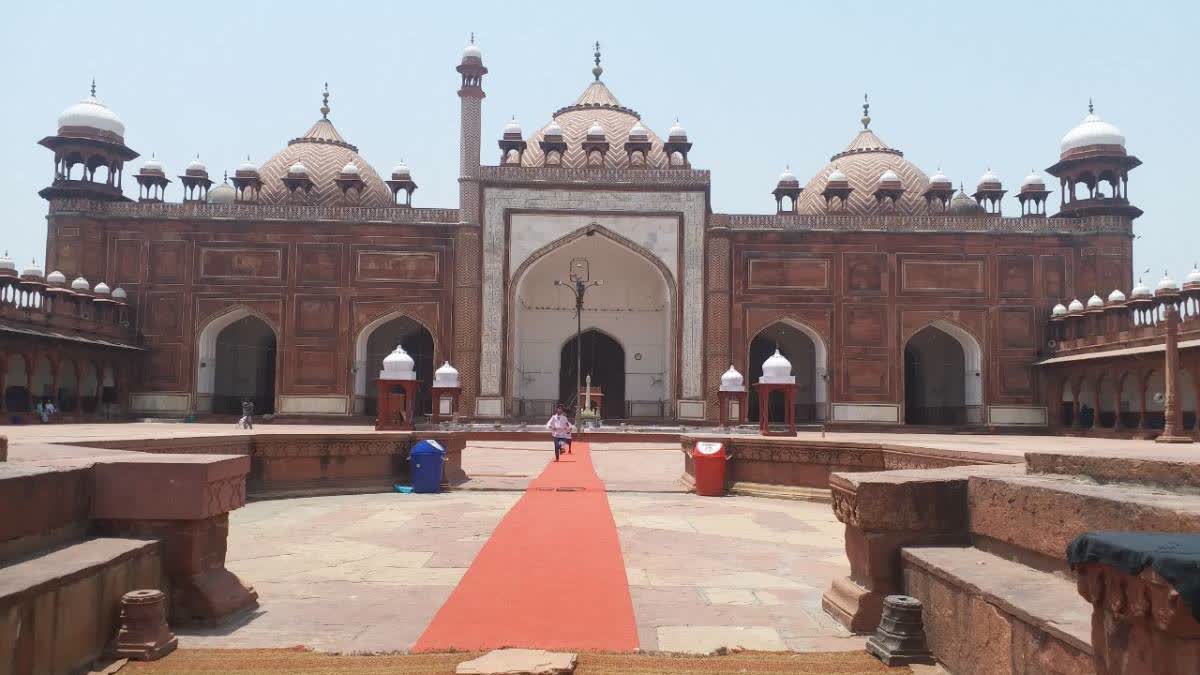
[456,648,577,675]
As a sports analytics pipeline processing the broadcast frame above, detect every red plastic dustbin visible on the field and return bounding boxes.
[691,441,730,496]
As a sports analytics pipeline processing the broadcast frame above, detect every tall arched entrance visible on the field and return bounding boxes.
[357,315,435,418]
[510,227,674,420]
[748,321,826,423]
[904,320,982,425]
[211,316,277,415]
[560,329,625,418]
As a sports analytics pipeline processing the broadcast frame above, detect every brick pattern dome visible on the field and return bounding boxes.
[521,81,669,169]
[258,118,391,207]
[796,126,930,215]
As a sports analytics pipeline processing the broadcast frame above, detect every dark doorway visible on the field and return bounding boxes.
[560,329,625,419]
[904,326,966,425]
[748,323,817,423]
[213,316,277,414]
[365,317,434,418]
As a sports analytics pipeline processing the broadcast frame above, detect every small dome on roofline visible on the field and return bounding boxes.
[47,270,66,285]
[207,177,236,204]
[668,119,687,141]
[340,162,360,175]
[71,276,90,292]
[379,345,416,380]
[57,83,125,141]
[462,41,482,62]
[1157,272,1180,293]
[0,253,14,272]
[777,166,798,185]
[22,260,44,279]
[977,168,1002,189]
[1068,298,1085,313]
[1051,303,1068,318]
[1131,279,1152,299]
[287,161,309,177]
[1060,103,1126,156]
[544,120,564,138]
[434,361,460,388]
[93,281,111,295]
[1184,265,1200,286]
[185,157,207,174]
[503,117,522,138]
[1087,293,1104,309]
[928,169,951,187]
[827,166,848,183]
[720,365,745,392]
[760,349,795,383]
[879,169,901,184]
[628,121,649,141]
[587,120,605,138]
[1107,289,1126,304]
[112,286,127,300]
[948,190,984,215]
[237,157,259,174]
[391,162,411,180]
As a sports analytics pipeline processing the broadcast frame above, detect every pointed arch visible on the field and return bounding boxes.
[195,305,279,413]
[352,310,437,415]
[747,318,829,422]
[903,318,983,425]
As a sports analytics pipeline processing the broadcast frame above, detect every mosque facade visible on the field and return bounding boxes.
[9,41,1148,427]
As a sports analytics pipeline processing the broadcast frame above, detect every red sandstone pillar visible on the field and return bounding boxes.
[1157,303,1192,443]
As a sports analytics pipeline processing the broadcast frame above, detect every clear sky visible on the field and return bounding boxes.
[3,1,1197,289]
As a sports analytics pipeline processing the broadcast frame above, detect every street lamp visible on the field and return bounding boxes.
[555,257,602,425]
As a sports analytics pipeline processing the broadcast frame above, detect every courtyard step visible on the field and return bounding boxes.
[1025,446,1200,490]
[901,545,1092,675]
[0,537,163,675]
[968,472,1200,572]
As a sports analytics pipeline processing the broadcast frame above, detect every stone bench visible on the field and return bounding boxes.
[0,537,163,675]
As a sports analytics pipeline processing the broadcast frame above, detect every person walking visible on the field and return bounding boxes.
[239,399,255,430]
[545,403,575,461]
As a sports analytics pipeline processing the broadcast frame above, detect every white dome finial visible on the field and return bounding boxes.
[759,349,795,384]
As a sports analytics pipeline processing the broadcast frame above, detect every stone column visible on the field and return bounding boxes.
[453,47,486,417]
[1158,302,1192,443]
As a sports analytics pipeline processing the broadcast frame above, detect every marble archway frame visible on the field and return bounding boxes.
[748,318,830,417]
[477,187,707,419]
[194,305,280,414]
[351,310,438,415]
[904,318,984,422]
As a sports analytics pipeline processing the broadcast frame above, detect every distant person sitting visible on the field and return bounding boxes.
[545,403,575,461]
[239,399,255,429]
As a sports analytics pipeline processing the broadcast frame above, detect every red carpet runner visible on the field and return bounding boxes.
[413,441,638,652]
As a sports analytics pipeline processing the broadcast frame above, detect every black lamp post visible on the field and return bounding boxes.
[555,257,602,425]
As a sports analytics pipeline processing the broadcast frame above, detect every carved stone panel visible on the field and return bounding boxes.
[843,355,890,397]
[844,306,887,347]
[294,296,339,337]
[1041,255,1066,299]
[142,292,184,337]
[845,253,886,295]
[998,308,1035,349]
[145,344,182,387]
[199,246,283,281]
[355,250,440,284]
[293,348,337,386]
[150,241,188,284]
[999,361,1033,396]
[297,243,341,285]
[900,259,984,295]
[997,255,1034,298]
[113,239,143,285]
[747,257,829,291]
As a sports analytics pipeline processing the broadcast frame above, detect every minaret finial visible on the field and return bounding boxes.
[320,82,330,120]
[1088,98,1094,115]
[470,31,475,45]
[90,78,96,97]
[592,41,603,81]
[861,93,871,129]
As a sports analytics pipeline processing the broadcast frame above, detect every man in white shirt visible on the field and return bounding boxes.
[545,403,575,461]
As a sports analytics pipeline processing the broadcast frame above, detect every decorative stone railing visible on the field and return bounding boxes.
[48,198,460,225]
[478,165,710,187]
[712,212,1133,234]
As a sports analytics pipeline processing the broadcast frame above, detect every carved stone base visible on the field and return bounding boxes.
[864,594,935,666]
[174,567,260,627]
[1154,434,1195,444]
[822,576,885,634]
[111,589,178,661]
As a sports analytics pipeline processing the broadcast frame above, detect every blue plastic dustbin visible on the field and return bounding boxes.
[409,440,446,493]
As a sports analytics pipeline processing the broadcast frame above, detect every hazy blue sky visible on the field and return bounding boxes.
[3,1,1197,288]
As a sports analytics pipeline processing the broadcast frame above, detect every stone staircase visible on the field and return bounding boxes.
[821,444,1200,674]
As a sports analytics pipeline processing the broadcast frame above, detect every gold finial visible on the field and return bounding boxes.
[861,93,871,129]
[592,41,603,81]
[90,78,96,97]
[320,82,330,119]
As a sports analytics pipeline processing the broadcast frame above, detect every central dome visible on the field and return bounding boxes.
[258,97,390,207]
[796,113,929,215]
[522,79,669,169]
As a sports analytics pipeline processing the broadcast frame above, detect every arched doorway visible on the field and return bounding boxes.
[560,329,625,418]
[358,315,435,418]
[748,321,825,423]
[211,316,277,415]
[510,227,673,420]
[3,355,30,412]
[904,320,982,426]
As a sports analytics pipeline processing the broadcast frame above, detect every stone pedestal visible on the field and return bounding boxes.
[111,589,178,661]
[431,385,461,423]
[865,594,934,666]
[717,390,746,428]
[92,456,259,626]
[1075,563,1200,674]
[755,382,796,436]
[377,378,418,430]
[821,466,982,633]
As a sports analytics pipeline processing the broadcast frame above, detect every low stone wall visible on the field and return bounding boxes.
[678,435,1014,495]
[78,431,469,499]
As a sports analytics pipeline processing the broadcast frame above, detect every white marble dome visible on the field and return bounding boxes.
[22,260,43,279]
[93,282,111,296]
[760,349,795,384]
[434,361,460,388]
[928,169,951,186]
[391,163,411,179]
[628,121,649,140]
[977,169,1002,189]
[379,345,416,380]
[462,42,482,61]
[719,365,745,392]
[1087,293,1104,309]
[1186,266,1200,286]
[668,119,687,141]
[544,120,564,138]
[1051,303,1068,318]
[1131,279,1152,299]
[0,253,14,272]
[47,270,66,285]
[185,157,207,174]
[1021,172,1046,190]
[778,166,798,184]
[503,117,523,137]
[207,181,235,204]
[71,276,90,292]
[140,157,165,175]
[878,169,901,184]
[237,157,259,173]
[827,167,848,183]
[586,120,605,138]
[287,161,309,177]
[1060,110,1125,155]
[57,91,125,140]
[340,162,360,175]
[1107,289,1126,304]
[1068,298,1085,313]
[112,287,127,300]
[1157,273,1180,293]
